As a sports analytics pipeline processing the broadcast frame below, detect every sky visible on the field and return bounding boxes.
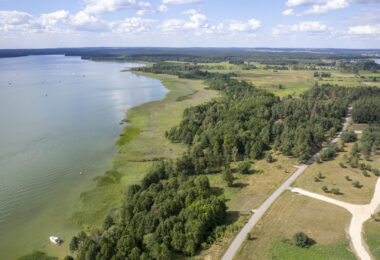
[0,0,380,49]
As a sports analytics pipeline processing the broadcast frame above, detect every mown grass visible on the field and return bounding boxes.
[16,251,57,260]
[268,239,355,260]
[235,191,354,260]
[364,219,380,260]
[294,138,380,204]
[70,73,218,230]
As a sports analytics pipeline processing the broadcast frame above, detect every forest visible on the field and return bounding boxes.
[70,162,226,259]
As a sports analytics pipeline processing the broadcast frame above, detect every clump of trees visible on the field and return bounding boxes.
[314,72,331,78]
[341,131,357,143]
[319,144,340,161]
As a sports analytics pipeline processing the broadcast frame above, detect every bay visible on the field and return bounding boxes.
[0,55,168,259]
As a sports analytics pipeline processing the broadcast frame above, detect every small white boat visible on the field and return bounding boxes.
[49,236,61,246]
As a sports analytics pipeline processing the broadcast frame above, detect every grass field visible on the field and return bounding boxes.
[294,138,380,204]
[235,191,355,260]
[364,219,380,259]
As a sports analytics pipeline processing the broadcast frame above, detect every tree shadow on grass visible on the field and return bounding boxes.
[225,211,241,225]
[232,182,249,188]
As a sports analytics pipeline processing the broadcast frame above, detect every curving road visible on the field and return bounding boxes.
[221,107,352,260]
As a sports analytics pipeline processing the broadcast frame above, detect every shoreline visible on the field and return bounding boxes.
[61,71,218,258]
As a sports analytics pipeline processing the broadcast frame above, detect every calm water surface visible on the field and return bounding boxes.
[0,55,168,259]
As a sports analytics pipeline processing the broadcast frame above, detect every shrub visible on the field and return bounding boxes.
[69,236,78,252]
[339,162,346,168]
[373,169,380,176]
[292,232,314,248]
[223,168,234,187]
[331,188,340,195]
[321,186,329,193]
[362,170,370,177]
[353,181,361,188]
[265,152,274,163]
[320,144,339,161]
[360,163,366,170]
[341,131,357,143]
[64,257,74,260]
[237,161,252,174]
[345,176,351,181]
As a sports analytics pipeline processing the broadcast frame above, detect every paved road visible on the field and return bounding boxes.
[221,107,352,260]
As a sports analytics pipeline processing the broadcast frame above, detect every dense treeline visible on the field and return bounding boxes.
[71,162,226,259]
[300,84,380,124]
[339,60,380,73]
[352,97,380,123]
[133,62,237,79]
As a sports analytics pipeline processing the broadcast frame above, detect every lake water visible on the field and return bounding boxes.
[0,55,168,259]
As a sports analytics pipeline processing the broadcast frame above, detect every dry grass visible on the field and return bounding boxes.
[235,191,354,260]
[196,154,299,259]
[294,139,380,204]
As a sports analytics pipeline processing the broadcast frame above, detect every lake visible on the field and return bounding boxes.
[0,55,168,259]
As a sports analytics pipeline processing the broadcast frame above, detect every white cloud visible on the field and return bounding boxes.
[292,21,327,31]
[161,19,185,31]
[184,13,207,29]
[348,25,380,34]
[0,11,33,26]
[272,21,327,36]
[160,9,208,32]
[300,0,349,15]
[229,19,261,32]
[72,11,110,31]
[0,9,155,35]
[111,17,154,33]
[286,0,325,7]
[157,4,169,12]
[282,9,295,15]
[83,0,137,14]
[162,0,202,4]
[137,4,168,15]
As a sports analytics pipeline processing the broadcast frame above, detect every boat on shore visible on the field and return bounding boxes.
[49,236,61,246]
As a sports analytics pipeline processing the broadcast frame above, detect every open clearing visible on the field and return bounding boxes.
[235,191,355,260]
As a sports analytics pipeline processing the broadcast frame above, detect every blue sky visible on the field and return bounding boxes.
[0,0,379,48]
